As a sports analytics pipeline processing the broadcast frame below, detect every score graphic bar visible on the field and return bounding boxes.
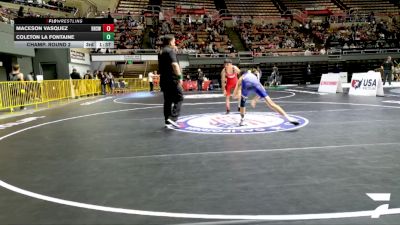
[14,18,115,48]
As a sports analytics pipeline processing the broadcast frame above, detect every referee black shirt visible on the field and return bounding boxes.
[158,46,178,89]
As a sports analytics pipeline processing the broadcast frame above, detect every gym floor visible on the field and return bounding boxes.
[0,88,400,225]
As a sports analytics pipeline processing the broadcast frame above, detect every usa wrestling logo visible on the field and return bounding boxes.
[171,112,308,134]
[352,79,377,90]
[352,79,363,89]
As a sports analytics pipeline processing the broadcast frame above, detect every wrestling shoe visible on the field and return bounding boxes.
[167,119,180,128]
[287,117,300,126]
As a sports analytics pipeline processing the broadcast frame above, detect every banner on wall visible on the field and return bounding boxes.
[349,71,384,96]
[70,49,90,65]
[90,54,158,62]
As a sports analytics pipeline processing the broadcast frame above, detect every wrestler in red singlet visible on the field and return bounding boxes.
[221,59,240,114]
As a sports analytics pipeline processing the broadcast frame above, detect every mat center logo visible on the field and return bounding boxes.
[173,113,308,134]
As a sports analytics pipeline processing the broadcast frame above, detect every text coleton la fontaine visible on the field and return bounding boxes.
[15,34,75,40]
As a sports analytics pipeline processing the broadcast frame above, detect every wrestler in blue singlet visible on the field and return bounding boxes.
[237,70,299,126]
[240,71,268,107]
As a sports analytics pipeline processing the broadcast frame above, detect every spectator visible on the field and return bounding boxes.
[107,72,115,94]
[83,70,93,79]
[17,6,24,18]
[149,28,156,48]
[10,64,24,82]
[9,64,25,110]
[197,68,204,91]
[99,71,108,95]
[70,68,81,79]
[381,56,394,86]
[333,64,341,73]
[148,70,154,92]
[26,72,34,81]
[269,64,281,86]
[305,64,312,85]
[256,66,262,81]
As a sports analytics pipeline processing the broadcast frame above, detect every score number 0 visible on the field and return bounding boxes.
[102,24,115,41]
[102,24,114,32]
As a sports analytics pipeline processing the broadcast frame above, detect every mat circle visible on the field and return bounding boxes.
[171,112,308,134]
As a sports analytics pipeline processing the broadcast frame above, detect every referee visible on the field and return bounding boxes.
[158,35,184,128]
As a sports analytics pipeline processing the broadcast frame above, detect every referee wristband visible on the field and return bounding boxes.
[178,74,183,80]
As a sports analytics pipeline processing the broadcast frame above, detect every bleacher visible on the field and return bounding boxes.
[161,0,216,13]
[280,0,342,14]
[340,0,400,14]
[224,0,280,16]
[154,17,232,54]
[114,17,144,49]
[12,0,77,13]
[0,1,71,23]
[181,61,331,86]
[116,0,149,13]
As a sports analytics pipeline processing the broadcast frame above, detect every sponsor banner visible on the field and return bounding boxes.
[170,112,308,134]
[70,48,90,65]
[349,71,384,96]
[339,72,348,84]
[91,54,158,62]
[318,73,343,93]
[124,55,141,61]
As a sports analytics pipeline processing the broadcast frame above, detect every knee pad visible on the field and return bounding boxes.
[240,96,247,107]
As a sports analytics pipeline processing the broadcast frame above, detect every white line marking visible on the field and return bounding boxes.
[184,94,224,99]
[170,220,259,225]
[90,142,400,161]
[367,193,391,201]
[112,99,400,113]
[113,91,296,105]
[113,99,162,105]
[290,108,399,114]
[315,119,397,125]
[0,116,45,130]
[0,106,162,141]
[277,101,400,109]
[266,91,296,100]
[285,89,328,95]
[1,179,400,220]
[1,101,400,220]
[382,100,400,104]
[384,94,400,97]
[372,204,390,218]
[81,97,113,106]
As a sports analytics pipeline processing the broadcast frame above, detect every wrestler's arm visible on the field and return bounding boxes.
[233,76,243,99]
[234,66,241,74]
[221,69,226,95]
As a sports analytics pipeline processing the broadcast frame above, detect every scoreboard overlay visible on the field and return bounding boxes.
[14,18,115,48]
